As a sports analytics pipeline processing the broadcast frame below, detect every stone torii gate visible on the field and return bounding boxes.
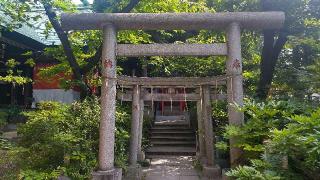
[61,12,285,179]
[116,75,227,178]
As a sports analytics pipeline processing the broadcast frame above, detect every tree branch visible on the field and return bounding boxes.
[81,0,140,73]
[42,0,141,95]
[81,45,102,74]
[43,3,83,81]
[115,0,140,13]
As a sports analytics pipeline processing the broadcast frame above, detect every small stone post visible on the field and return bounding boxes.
[127,85,142,179]
[92,24,122,180]
[226,22,244,167]
[196,88,206,163]
[202,85,220,177]
[137,95,145,161]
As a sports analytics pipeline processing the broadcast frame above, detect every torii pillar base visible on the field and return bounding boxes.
[92,168,122,180]
[202,165,221,180]
[125,164,142,180]
[137,151,145,161]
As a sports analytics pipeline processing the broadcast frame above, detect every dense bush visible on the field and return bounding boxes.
[218,99,320,179]
[4,97,131,179]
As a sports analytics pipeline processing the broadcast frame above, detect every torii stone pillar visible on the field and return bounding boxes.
[92,24,122,180]
[137,97,145,161]
[127,85,142,179]
[202,85,220,178]
[226,22,244,167]
[196,89,206,163]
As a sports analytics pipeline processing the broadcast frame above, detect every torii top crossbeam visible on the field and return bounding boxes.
[61,12,285,30]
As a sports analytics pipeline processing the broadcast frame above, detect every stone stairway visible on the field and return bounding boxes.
[146,119,196,158]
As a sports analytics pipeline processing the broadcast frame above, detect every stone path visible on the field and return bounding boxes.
[143,156,221,180]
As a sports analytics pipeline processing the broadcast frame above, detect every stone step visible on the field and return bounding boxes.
[151,130,194,134]
[150,136,195,141]
[151,132,194,137]
[150,127,192,131]
[155,115,186,121]
[152,124,190,128]
[145,146,196,156]
[150,140,196,146]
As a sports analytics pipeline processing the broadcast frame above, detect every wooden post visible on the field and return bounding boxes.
[226,22,244,167]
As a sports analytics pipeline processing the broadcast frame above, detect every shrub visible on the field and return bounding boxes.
[267,109,320,179]
[226,159,282,180]
[218,99,313,160]
[14,97,131,179]
[219,98,320,179]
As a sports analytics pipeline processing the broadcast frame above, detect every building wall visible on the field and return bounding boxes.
[33,89,80,105]
[32,63,80,105]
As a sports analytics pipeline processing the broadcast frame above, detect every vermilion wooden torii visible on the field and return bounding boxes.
[61,12,285,180]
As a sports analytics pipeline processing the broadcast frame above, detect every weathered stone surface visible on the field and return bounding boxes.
[137,98,144,162]
[129,85,141,165]
[197,100,206,160]
[125,164,142,180]
[137,151,145,162]
[92,168,122,180]
[117,91,226,102]
[61,12,285,31]
[226,22,244,167]
[202,85,215,166]
[99,24,117,171]
[202,165,221,179]
[117,76,227,87]
[117,43,227,57]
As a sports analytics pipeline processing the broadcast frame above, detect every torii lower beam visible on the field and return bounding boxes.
[117,76,227,86]
[117,92,227,101]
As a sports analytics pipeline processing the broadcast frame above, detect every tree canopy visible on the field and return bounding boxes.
[1,0,319,99]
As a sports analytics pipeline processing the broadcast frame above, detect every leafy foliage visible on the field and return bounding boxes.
[0,59,32,85]
[219,99,320,179]
[226,159,282,180]
[11,97,131,179]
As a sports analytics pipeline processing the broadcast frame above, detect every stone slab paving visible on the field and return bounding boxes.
[143,156,221,180]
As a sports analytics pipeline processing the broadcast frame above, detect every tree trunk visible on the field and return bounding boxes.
[256,31,287,99]
[256,0,288,99]
[42,0,140,96]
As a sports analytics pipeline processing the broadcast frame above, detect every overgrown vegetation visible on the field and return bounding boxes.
[0,97,131,179]
[216,99,320,179]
